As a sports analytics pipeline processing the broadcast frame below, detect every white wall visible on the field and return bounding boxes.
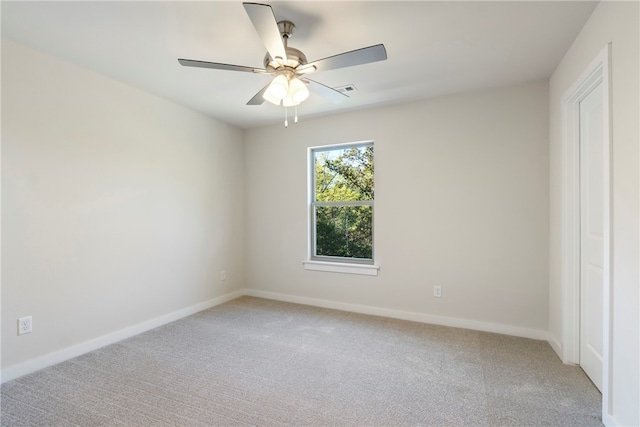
[548,1,639,425]
[244,80,549,336]
[1,39,245,375]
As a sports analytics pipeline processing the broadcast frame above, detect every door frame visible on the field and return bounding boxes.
[560,44,612,417]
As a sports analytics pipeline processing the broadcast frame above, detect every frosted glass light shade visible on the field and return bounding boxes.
[289,78,309,103]
[263,89,281,105]
[268,74,289,99]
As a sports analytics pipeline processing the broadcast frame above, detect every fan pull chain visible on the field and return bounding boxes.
[284,107,288,128]
[295,106,298,124]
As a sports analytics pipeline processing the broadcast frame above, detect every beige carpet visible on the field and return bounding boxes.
[1,296,601,426]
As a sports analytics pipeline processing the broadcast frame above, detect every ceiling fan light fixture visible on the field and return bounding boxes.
[268,74,289,99]
[289,77,309,104]
[263,89,282,105]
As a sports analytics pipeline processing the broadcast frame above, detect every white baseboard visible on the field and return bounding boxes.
[244,289,551,341]
[1,289,244,384]
[548,334,563,361]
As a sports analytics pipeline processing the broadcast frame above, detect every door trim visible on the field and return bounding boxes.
[560,44,611,419]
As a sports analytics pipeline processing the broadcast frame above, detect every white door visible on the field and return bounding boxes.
[579,81,604,391]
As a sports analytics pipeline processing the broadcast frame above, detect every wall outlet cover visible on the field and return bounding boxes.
[18,316,33,335]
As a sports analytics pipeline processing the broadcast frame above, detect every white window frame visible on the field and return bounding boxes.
[303,141,379,276]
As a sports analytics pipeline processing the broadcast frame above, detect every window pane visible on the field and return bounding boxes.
[315,205,372,259]
[314,145,374,202]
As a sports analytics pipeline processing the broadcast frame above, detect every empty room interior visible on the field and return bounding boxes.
[1,1,639,425]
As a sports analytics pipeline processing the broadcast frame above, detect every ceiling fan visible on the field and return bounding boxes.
[178,2,387,125]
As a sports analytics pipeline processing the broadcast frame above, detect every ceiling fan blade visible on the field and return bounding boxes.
[298,44,387,74]
[304,79,349,104]
[247,84,269,105]
[178,58,266,74]
[243,2,287,63]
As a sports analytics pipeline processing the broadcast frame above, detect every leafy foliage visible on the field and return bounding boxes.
[314,146,373,259]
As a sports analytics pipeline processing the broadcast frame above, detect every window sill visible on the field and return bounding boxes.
[303,260,379,276]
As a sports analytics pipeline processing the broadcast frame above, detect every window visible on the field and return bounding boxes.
[308,142,375,268]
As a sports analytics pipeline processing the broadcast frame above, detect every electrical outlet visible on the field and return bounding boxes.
[433,286,442,298]
[220,270,227,281]
[18,316,32,335]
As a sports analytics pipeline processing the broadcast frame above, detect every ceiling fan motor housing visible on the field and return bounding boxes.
[264,47,308,72]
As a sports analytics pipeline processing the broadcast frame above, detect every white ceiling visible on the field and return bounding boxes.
[2,1,597,129]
